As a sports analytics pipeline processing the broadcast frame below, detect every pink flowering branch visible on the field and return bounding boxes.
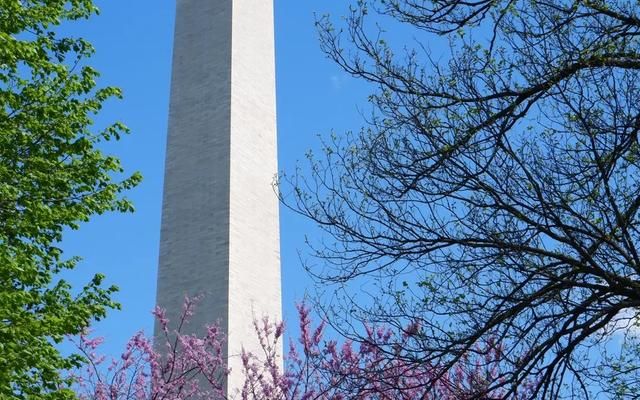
[240,304,537,400]
[69,296,227,400]
[69,300,535,399]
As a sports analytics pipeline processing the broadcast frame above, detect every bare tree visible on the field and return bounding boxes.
[280,1,640,398]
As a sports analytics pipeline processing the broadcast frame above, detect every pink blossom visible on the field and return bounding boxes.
[68,300,534,399]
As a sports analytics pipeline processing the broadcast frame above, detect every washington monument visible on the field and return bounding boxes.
[155,0,281,394]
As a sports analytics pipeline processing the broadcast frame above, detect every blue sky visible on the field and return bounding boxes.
[59,0,371,354]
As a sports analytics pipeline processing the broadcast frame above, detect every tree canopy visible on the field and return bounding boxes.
[283,0,640,398]
[0,1,140,398]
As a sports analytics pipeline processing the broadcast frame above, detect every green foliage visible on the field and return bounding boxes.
[0,1,141,398]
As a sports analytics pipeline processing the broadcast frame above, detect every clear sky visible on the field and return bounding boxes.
[59,0,371,354]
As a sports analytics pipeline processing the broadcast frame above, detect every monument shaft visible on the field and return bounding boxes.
[156,0,281,393]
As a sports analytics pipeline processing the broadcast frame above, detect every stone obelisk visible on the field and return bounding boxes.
[155,0,281,394]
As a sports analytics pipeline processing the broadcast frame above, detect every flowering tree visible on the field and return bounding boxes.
[70,297,226,400]
[70,299,533,399]
[241,305,535,400]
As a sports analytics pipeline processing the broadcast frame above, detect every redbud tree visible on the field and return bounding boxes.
[70,299,533,399]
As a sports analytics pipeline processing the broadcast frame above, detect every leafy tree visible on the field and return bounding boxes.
[281,0,640,398]
[0,1,141,398]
